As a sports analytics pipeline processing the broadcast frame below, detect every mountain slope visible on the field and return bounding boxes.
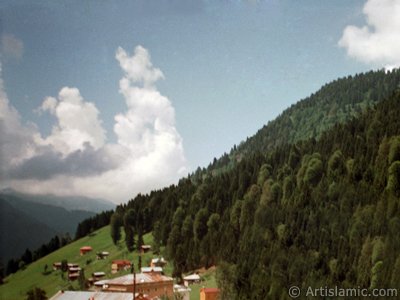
[1,194,95,235]
[0,200,58,265]
[0,195,97,263]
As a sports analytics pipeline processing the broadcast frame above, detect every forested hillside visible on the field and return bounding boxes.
[201,69,400,175]
[110,79,400,298]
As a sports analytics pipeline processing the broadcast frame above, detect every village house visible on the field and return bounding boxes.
[140,245,152,253]
[52,262,62,271]
[66,264,81,281]
[111,260,131,273]
[96,251,109,260]
[96,272,174,299]
[183,273,201,286]
[92,271,106,280]
[150,257,167,268]
[68,266,81,273]
[79,246,93,255]
[200,287,220,300]
[68,272,79,281]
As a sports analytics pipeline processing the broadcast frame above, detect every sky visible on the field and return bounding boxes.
[1,0,400,204]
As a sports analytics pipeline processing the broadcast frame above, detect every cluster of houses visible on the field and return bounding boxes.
[49,244,220,300]
[52,262,82,281]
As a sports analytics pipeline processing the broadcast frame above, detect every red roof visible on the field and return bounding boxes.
[80,246,92,250]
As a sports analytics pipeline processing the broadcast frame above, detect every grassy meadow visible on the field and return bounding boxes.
[0,225,217,300]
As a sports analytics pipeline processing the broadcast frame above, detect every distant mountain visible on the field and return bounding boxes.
[0,193,100,263]
[0,200,57,264]
[0,194,96,234]
[0,188,115,213]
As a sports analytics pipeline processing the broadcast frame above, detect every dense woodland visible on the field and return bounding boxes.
[4,70,400,298]
[108,69,400,299]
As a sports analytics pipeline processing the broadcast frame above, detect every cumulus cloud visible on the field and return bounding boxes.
[1,34,24,60]
[0,45,187,203]
[39,87,106,155]
[116,46,164,88]
[339,0,400,69]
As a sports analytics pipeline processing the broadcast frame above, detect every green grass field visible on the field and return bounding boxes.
[0,226,156,300]
[0,225,217,300]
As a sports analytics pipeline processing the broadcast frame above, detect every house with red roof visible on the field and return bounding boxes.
[79,246,92,255]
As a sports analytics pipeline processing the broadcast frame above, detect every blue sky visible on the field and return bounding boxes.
[1,0,399,203]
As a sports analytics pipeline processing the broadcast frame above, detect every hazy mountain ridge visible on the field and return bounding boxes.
[0,193,101,263]
[0,200,58,264]
[0,189,115,213]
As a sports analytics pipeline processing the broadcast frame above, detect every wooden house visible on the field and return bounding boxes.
[183,274,201,286]
[150,257,167,268]
[79,246,92,255]
[53,262,62,271]
[140,245,152,253]
[200,288,220,300]
[98,272,174,299]
[96,251,109,260]
[111,260,131,273]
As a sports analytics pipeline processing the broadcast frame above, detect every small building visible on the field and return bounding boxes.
[93,279,108,291]
[67,263,79,268]
[111,260,131,273]
[68,267,81,273]
[200,288,220,300]
[140,245,152,253]
[96,251,109,260]
[150,257,167,268]
[53,262,62,271]
[68,272,80,281]
[183,274,201,286]
[80,246,92,255]
[97,272,174,299]
[174,284,191,300]
[92,272,106,280]
[50,291,136,300]
[141,267,163,273]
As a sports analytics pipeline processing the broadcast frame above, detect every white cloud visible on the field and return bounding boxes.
[40,87,106,155]
[37,97,57,114]
[0,45,187,203]
[339,0,400,69]
[116,46,164,88]
[1,34,24,60]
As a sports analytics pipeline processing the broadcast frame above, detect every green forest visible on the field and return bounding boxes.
[4,69,400,299]
[103,69,400,298]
